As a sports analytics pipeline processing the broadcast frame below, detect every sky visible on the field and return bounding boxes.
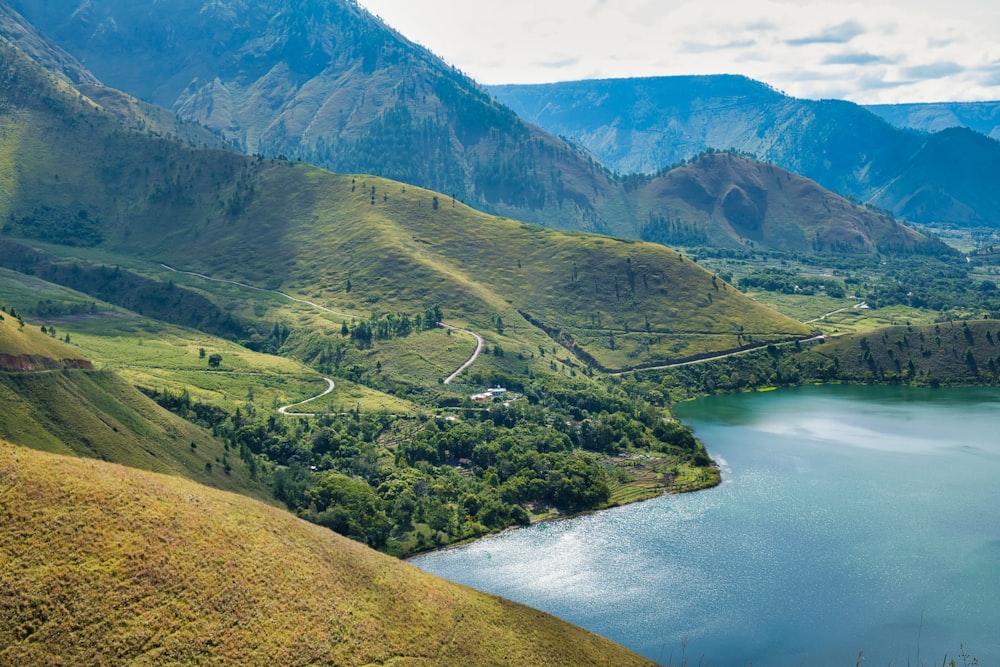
[358,0,1000,104]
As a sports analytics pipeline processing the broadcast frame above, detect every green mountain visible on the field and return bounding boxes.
[0,441,656,666]
[0,41,811,371]
[491,76,1000,228]
[1,0,936,249]
[3,0,617,232]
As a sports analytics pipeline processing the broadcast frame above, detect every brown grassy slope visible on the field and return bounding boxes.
[0,308,89,367]
[0,442,655,667]
[632,153,931,253]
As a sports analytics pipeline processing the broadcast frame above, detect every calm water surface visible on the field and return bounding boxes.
[412,385,1000,666]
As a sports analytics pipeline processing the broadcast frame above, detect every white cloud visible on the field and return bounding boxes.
[360,0,1000,103]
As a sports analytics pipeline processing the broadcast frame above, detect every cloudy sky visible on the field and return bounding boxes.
[358,0,1000,103]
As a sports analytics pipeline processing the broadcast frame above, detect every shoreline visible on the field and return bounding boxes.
[404,459,721,561]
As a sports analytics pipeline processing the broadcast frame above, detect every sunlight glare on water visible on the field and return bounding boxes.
[412,385,1000,666]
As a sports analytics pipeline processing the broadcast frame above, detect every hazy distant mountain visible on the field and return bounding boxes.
[491,76,1000,227]
[0,0,97,84]
[2,0,942,248]
[866,102,1000,140]
[3,0,622,233]
[874,127,1000,226]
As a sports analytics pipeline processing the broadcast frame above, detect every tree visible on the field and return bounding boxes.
[307,471,391,547]
[208,353,223,367]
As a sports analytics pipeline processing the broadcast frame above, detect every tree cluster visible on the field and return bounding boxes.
[144,375,712,556]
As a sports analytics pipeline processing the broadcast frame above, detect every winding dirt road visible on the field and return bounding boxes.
[438,323,485,384]
[278,377,336,416]
[160,264,355,318]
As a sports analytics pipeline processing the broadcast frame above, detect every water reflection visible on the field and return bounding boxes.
[413,385,1000,666]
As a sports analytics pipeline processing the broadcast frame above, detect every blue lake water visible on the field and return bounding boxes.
[411,385,1000,666]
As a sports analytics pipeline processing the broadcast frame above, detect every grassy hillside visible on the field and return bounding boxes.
[197,166,812,368]
[0,41,811,372]
[798,320,1000,386]
[630,152,935,254]
[0,303,88,365]
[0,297,275,498]
[657,320,1000,400]
[0,441,655,666]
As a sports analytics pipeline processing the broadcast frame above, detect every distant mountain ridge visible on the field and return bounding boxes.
[491,76,1000,227]
[1,0,940,250]
[866,101,1000,139]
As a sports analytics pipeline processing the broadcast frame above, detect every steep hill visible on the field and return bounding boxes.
[0,442,654,666]
[491,76,1000,227]
[1,0,943,246]
[0,305,90,370]
[0,0,96,85]
[630,152,934,254]
[0,41,812,369]
[0,309,271,499]
[4,0,620,233]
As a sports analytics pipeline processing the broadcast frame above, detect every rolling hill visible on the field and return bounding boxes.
[0,40,813,371]
[0,307,271,499]
[626,152,935,254]
[491,75,1000,227]
[0,441,655,666]
[0,0,945,248]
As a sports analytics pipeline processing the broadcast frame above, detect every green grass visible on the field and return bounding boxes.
[0,266,421,415]
[0,306,85,361]
[0,369,271,500]
[798,320,1000,385]
[0,44,811,375]
[0,441,656,666]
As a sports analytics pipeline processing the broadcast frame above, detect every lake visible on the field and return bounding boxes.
[411,385,1000,666]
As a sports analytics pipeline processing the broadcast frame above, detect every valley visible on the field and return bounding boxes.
[1,0,998,664]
